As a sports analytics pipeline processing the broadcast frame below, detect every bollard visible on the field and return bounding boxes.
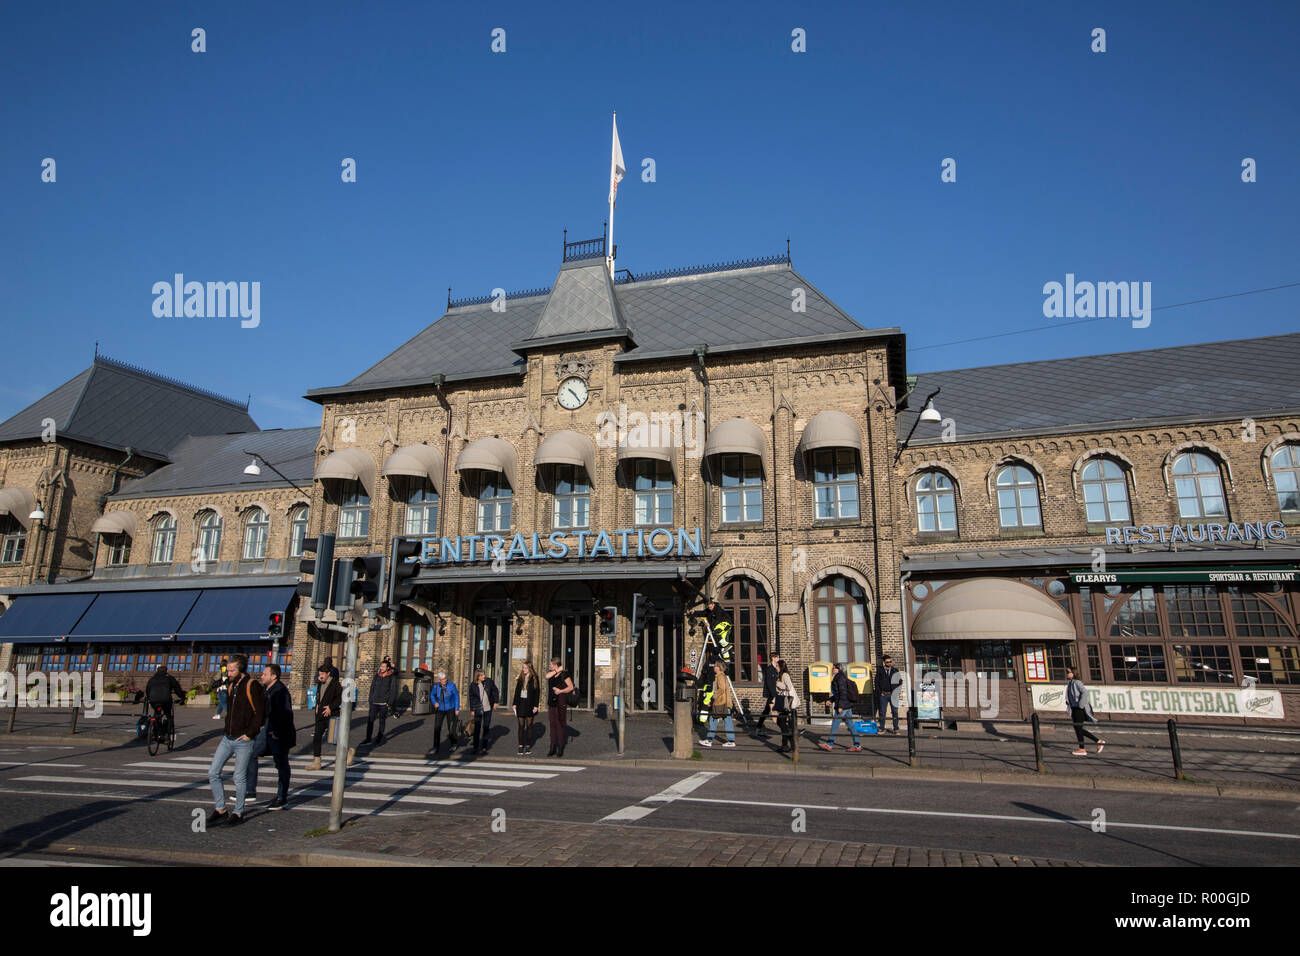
[6,706,15,733]
[1031,712,1044,773]
[907,708,917,767]
[70,706,79,735]
[1167,718,1185,780]
[672,697,695,758]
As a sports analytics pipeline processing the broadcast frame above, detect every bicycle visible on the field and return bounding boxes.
[145,702,178,756]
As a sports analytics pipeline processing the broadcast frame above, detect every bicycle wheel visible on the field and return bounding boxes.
[147,722,161,756]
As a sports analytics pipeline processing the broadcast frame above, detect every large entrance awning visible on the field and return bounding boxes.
[0,592,97,643]
[64,589,203,642]
[177,586,297,641]
[911,577,1075,642]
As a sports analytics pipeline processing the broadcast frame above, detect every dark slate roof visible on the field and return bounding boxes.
[308,259,880,399]
[899,332,1300,443]
[0,355,258,459]
[529,258,629,340]
[109,428,318,499]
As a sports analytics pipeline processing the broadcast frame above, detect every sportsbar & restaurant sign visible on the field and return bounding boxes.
[415,526,704,565]
[1030,683,1284,719]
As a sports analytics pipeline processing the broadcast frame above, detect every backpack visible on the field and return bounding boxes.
[844,676,860,704]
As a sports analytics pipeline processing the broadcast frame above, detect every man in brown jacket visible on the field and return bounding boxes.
[206,654,266,826]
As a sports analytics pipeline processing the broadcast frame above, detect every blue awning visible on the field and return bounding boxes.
[0,593,97,644]
[66,589,203,643]
[175,586,297,642]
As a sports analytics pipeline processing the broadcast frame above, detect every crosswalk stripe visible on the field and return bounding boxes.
[16,775,466,806]
[145,757,558,782]
[125,762,538,789]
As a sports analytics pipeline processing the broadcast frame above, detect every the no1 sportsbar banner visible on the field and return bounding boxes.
[1030,683,1285,719]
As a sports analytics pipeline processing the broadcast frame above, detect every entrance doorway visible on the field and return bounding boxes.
[634,587,681,712]
[471,586,513,692]
[549,583,594,709]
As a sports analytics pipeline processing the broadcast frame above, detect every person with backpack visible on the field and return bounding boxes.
[468,668,500,754]
[545,657,575,758]
[774,658,801,754]
[1066,666,1105,756]
[875,654,902,734]
[818,662,862,752]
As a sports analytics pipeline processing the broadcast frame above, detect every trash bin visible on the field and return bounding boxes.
[412,669,434,716]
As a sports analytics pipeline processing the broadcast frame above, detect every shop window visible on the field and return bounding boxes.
[1,516,26,564]
[1081,458,1130,523]
[633,459,673,526]
[915,642,964,674]
[1109,587,1160,637]
[167,651,193,675]
[812,575,868,667]
[151,514,177,564]
[1272,445,1300,513]
[1085,644,1102,682]
[1164,585,1226,637]
[551,464,591,530]
[1109,644,1167,682]
[916,471,956,533]
[1230,588,1291,638]
[718,577,770,683]
[476,471,512,533]
[404,482,440,536]
[289,506,309,557]
[974,640,1014,679]
[1171,452,1227,519]
[105,647,135,672]
[719,454,762,524]
[1046,644,1077,681]
[398,622,435,673]
[103,533,131,566]
[1079,587,1096,637]
[1239,645,1300,685]
[242,508,269,560]
[196,510,223,562]
[41,650,68,672]
[995,465,1041,529]
[1172,644,1234,684]
[336,481,370,539]
[812,448,859,520]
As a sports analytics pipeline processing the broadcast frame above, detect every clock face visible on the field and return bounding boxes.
[557,376,588,410]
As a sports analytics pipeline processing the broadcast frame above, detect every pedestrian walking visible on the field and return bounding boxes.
[252,663,294,810]
[513,661,540,755]
[429,671,461,755]
[1066,666,1105,756]
[818,662,862,751]
[545,658,574,758]
[363,657,397,746]
[752,653,780,738]
[774,658,801,754]
[213,658,229,720]
[307,663,341,772]
[468,668,500,754]
[699,660,737,747]
[875,654,901,734]
[206,654,265,826]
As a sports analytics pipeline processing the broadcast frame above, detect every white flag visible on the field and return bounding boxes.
[609,114,625,207]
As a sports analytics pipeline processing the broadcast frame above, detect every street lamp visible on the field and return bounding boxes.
[243,458,261,476]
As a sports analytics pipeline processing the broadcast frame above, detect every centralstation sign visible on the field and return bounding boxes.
[409,526,705,566]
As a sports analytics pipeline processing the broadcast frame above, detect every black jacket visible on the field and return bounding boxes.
[315,676,342,717]
[224,672,266,739]
[369,671,397,707]
[469,679,499,713]
[829,671,851,708]
[875,665,900,699]
[513,675,540,714]
[145,672,184,706]
[264,680,296,745]
[761,663,779,698]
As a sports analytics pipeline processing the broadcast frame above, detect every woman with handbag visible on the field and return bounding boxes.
[513,661,540,755]
[545,658,575,758]
[774,659,801,754]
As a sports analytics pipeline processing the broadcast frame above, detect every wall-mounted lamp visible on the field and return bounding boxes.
[243,458,261,476]
[431,373,446,388]
[28,506,46,522]
[693,344,709,365]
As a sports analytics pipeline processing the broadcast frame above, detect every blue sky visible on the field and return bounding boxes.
[2,1,1297,430]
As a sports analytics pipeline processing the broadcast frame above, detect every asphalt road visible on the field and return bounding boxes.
[0,738,1297,866]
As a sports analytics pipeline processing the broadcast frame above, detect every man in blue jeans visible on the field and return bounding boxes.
[207,654,265,826]
[876,655,901,734]
[817,662,861,751]
[698,660,737,748]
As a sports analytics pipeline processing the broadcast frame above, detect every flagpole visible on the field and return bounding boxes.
[608,110,616,278]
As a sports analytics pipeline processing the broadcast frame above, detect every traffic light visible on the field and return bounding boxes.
[350,553,387,609]
[630,593,655,640]
[331,556,355,613]
[267,611,283,638]
[297,533,335,612]
[598,605,617,637]
[387,537,421,610]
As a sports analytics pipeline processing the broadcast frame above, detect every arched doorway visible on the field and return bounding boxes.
[633,583,682,712]
[716,576,771,685]
[549,583,595,709]
[471,585,513,692]
[810,574,870,666]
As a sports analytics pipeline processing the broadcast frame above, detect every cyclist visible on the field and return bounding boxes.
[145,665,186,735]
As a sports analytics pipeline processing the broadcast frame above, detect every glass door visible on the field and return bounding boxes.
[550,608,594,709]
[634,599,680,712]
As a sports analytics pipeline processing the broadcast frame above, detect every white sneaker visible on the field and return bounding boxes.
[722,741,736,748]
[699,738,713,747]
[212,714,222,720]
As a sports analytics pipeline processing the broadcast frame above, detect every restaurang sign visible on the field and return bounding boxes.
[1029,683,1284,719]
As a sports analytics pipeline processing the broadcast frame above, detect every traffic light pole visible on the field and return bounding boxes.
[327,613,358,833]
[616,637,627,755]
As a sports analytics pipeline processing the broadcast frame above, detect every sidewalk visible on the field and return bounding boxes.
[5,702,1299,796]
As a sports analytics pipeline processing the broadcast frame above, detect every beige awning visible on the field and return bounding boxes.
[797,410,863,460]
[0,487,37,529]
[616,441,675,478]
[911,577,1076,642]
[381,443,446,494]
[703,418,768,472]
[456,437,519,491]
[315,447,377,496]
[90,510,138,538]
[535,430,596,481]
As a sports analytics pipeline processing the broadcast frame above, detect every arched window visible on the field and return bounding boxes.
[719,454,763,524]
[477,471,512,533]
[197,511,222,562]
[151,514,176,564]
[0,516,27,565]
[337,480,370,539]
[995,465,1041,529]
[1271,445,1300,514]
[404,482,439,536]
[1172,452,1226,519]
[1081,458,1130,523]
[916,471,956,533]
[812,575,869,665]
[289,506,309,557]
[716,577,771,683]
[242,508,269,560]
[633,459,674,526]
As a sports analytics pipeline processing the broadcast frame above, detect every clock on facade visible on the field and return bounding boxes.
[557,377,588,409]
